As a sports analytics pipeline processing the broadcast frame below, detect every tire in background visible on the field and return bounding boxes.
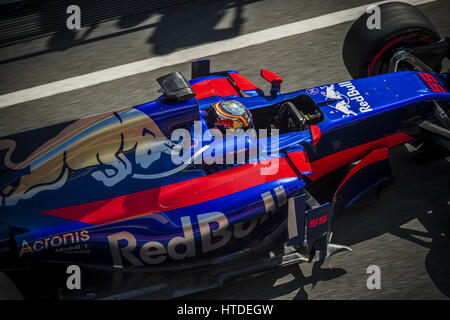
[342,2,440,79]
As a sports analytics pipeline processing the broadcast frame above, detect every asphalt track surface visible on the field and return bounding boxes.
[0,0,449,299]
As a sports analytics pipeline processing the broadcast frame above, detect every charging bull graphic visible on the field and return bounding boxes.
[322,84,357,117]
[0,108,175,207]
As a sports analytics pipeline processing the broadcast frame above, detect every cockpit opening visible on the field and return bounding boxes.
[250,94,323,135]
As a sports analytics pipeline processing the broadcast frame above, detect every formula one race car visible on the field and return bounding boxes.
[0,2,449,299]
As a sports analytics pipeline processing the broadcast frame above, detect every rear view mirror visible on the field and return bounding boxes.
[261,70,283,86]
[261,70,283,95]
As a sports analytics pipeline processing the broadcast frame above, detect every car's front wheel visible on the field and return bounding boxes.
[0,271,22,300]
[342,2,441,79]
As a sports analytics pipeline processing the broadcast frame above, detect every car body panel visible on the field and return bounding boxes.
[0,69,448,271]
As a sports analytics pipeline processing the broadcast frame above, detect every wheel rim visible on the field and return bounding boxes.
[367,32,437,76]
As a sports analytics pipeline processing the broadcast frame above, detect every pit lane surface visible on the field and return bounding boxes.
[0,0,449,299]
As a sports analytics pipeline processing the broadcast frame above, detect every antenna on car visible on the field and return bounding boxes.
[191,59,211,79]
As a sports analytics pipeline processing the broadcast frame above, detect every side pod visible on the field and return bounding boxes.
[333,147,392,214]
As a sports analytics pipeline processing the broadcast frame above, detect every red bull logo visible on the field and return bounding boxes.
[0,108,175,207]
[108,212,264,268]
[0,107,282,208]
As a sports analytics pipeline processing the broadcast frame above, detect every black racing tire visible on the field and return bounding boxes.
[342,2,440,79]
[0,271,22,300]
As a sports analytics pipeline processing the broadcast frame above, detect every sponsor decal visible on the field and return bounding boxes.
[0,108,176,207]
[1,109,281,207]
[321,84,355,117]
[320,81,373,117]
[19,230,90,257]
[338,81,373,113]
[55,244,91,255]
[306,87,319,95]
[108,212,260,267]
[108,187,287,268]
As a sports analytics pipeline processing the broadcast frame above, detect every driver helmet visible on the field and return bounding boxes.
[207,100,253,133]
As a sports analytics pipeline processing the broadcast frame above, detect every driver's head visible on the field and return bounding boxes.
[207,100,253,133]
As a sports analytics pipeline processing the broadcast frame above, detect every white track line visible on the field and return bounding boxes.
[0,0,435,109]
